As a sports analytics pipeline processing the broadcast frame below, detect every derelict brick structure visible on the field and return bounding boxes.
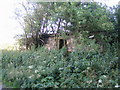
[41,34,75,52]
[39,31,118,52]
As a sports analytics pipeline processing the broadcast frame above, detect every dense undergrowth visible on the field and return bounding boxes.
[1,41,119,88]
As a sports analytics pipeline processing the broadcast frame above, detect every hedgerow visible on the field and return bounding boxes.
[2,42,119,88]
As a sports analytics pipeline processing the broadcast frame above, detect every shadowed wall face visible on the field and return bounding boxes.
[45,37,57,50]
[59,39,64,49]
[45,36,75,52]
[66,38,75,52]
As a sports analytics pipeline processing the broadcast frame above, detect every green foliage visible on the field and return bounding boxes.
[2,41,119,88]
[55,2,114,32]
[5,2,119,88]
[115,5,120,30]
[15,2,116,48]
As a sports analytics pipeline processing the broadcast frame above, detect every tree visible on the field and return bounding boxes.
[15,1,116,49]
[15,2,52,49]
[115,5,120,31]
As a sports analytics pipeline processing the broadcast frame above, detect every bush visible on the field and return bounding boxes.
[2,43,119,88]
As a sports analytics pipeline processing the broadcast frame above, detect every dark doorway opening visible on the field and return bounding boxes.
[59,39,64,49]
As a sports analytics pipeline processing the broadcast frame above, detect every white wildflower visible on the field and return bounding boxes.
[28,65,33,69]
[59,68,64,71]
[43,61,46,63]
[35,70,39,73]
[89,35,94,39]
[87,80,92,84]
[115,83,120,88]
[28,75,34,79]
[98,79,102,83]
[97,83,103,87]
[87,67,90,70]
[82,70,87,73]
[10,72,12,74]
[37,74,41,78]
[54,56,57,59]
[102,75,107,78]
[28,76,32,79]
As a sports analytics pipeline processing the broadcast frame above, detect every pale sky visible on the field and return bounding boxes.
[0,0,24,49]
[0,0,119,49]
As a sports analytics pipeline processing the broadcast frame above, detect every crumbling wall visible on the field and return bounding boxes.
[66,37,75,52]
[45,37,57,50]
[44,35,75,52]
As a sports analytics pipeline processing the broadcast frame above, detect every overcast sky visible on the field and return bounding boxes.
[0,0,119,49]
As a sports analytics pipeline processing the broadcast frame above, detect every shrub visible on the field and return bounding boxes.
[2,42,119,88]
